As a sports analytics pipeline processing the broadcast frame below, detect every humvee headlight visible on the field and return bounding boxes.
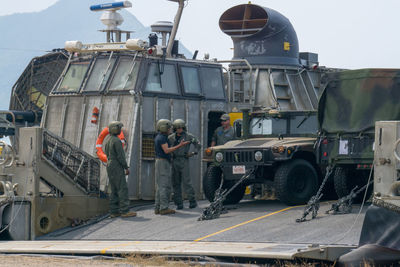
[254,151,263,161]
[205,148,212,156]
[215,152,223,163]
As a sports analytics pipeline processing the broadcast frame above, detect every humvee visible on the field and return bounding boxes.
[203,109,322,205]
[316,69,400,200]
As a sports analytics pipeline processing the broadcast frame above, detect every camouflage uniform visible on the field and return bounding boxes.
[168,131,201,207]
[212,126,235,146]
[154,133,172,211]
[104,135,129,215]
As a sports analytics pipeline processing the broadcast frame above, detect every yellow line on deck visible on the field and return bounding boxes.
[100,241,141,254]
[194,206,300,242]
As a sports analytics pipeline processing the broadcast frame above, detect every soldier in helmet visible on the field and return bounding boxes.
[154,119,190,215]
[169,119,201,209]
[211,113,235,147]
[104,121,136,218]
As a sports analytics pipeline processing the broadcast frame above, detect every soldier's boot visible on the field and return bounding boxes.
[121,211,137,218]
[110,213,121,218]
[189,200,197,209]
[154,209,160,215]
[173,194,183,210]
[160,208,176,215]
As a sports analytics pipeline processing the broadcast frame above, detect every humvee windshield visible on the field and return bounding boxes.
[250,113,318,136]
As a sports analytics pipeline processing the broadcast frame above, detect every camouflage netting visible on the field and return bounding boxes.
[318,69,400,134]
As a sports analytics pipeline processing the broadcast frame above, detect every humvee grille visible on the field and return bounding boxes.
[225,151,254,163]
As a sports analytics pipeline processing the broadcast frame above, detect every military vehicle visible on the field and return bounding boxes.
[203,109,321,206]
[200,2,344,206]
[316,69,400,199]
[0,1,337,240]
[338,120,400,265]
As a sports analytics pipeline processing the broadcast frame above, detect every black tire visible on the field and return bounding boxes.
[203,165,222,202]
[274,159,319,205]
[333,167,372,203]
[203,165,245,205]
[223,180,246,205]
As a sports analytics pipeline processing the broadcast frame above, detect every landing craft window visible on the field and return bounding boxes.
[109,58,140,91]
[83,58,116,92]
[201,67,225,99]
[181,66,201,95]
[145,63,179,94]
[57,62,89,92]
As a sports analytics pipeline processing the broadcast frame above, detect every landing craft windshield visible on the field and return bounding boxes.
[83,58,116,92]
[250,113,318,136]
[181,66,201,95]
[53,54,225,98]
[54,56,142,94]
[57,61,90,92]
[145,63,179,94]
[109,57,140,91]
[201,67,225,99]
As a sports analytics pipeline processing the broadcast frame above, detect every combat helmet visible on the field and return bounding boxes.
[156,119,172,133]
[172,119,186,131]
[108,121,123,135]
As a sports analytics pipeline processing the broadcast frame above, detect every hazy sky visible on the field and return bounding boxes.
[2,0,400,69]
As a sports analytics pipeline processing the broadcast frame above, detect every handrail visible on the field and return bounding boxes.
[218,59,253,104]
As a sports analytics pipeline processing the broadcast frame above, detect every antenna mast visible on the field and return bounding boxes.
[90,1,133,42]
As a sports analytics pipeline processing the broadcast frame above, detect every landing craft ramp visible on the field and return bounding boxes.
[26,200,366,262]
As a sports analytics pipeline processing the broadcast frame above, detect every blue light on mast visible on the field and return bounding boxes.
[90,1,132,11]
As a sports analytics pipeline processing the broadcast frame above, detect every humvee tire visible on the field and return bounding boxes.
[274,159,318,205]
[333,167,372,203]
[203,165,245,205]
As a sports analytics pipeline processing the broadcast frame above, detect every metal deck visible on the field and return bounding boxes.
[40,200,367,244]
[13,199,368,261]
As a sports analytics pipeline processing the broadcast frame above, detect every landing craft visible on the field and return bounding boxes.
[0,1,336,240]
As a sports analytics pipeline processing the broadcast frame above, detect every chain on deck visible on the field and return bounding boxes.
[42,130,101,194]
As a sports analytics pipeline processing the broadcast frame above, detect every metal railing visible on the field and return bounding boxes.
[42,130,100,194]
